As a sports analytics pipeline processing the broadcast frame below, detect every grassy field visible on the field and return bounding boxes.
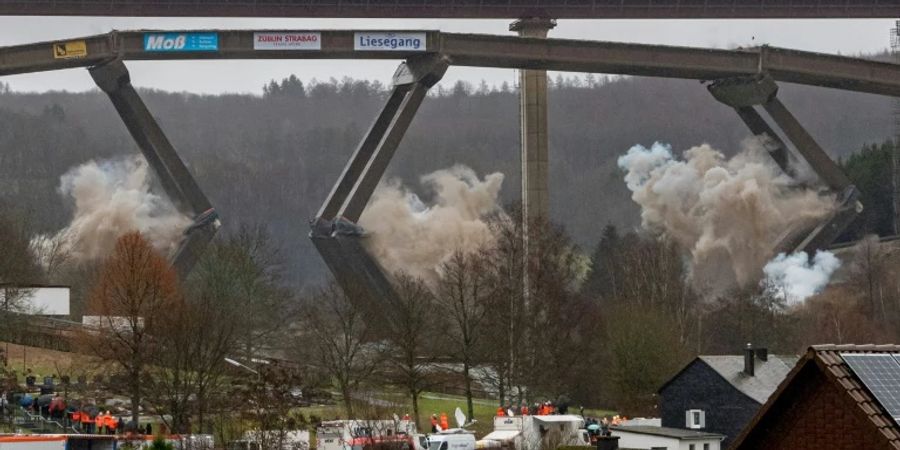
[0,341,101,382]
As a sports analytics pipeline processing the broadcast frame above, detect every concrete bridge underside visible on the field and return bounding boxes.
[1,28,898,318]
[0,0,898,18]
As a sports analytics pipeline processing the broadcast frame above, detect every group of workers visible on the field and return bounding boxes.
[2,369,156,437]
[495,401,565,417]
[72,409,124,435]
[584,415,628,441]
[429,412,450,432]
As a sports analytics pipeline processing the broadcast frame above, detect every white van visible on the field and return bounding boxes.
[426,430,475,450]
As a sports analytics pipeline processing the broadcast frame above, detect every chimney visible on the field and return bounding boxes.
[744,343,755,376]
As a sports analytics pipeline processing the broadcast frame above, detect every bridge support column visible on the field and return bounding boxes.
[707,74,862,254]
[511,17,555,227]
[311,55,449,312]
[89,60,220,279]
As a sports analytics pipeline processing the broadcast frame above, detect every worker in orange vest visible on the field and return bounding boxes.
[96,411,108,434]
[521,405,529,415]
[496,407,505,417]
[105,413,118,435]
[80,410,93,433]
[440,412,449,431]
[430,414,439,432]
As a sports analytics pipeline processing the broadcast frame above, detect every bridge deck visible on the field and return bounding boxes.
[0,30,898,97]
[0,0,898,18]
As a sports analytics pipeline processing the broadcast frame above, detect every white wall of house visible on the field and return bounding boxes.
[611,430,721,450]
[1,286,70,315]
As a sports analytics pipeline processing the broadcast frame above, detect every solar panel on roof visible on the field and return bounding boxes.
[841,353,900,425]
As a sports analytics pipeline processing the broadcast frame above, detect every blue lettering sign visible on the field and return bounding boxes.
[144,33,219,52]
[353,32,426,52]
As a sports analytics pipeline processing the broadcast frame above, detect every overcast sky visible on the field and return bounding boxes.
[0,17,895,95]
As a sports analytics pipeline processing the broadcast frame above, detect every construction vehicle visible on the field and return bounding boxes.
[316,419,420,450]
[478,415,590,450]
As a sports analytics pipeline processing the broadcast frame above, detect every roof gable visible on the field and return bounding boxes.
[658,354,796,405]
[698,355,796,404]
[730,344,900,449]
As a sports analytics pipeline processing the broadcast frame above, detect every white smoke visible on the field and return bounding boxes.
[359,165,504,283]
[763,251,841,304]
[618,140,836,297]
[33,156,191,263]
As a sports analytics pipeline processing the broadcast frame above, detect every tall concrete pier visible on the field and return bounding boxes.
[510,17,555,228]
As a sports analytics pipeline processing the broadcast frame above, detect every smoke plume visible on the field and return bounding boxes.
[359,165,504,283]
[618,140,836,297]
[763,250,841,304]
[34,156,190,263]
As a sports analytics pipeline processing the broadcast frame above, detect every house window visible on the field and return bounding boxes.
[689,445,696,450]
[704,444,710,450]
[685,409,706,429]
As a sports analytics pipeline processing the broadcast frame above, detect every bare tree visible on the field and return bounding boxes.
[382,273,436,429]
[219,363,317,450]
[481,212,525,406]
[146,288,240,434]
[191,225,293,360]
[0,211,45,343]
[849,235,892,320]
[80,231,180,425]
[301,280,377,418]
[435,250,490,420]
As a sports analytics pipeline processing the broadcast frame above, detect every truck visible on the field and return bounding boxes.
[316,419,419,450]
[478,415,590,450]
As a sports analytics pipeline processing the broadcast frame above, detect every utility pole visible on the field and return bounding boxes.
[892,20,900,234]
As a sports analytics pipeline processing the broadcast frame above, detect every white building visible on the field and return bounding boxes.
[610,425,723,450]
[0,286,70,316]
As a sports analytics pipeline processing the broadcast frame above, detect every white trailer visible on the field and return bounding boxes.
[0,436,69,450]
[0,434,209,450]
[316,419,418,450]
[479,416,590,450]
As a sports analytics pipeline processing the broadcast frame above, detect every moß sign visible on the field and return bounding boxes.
[144,32,219,52]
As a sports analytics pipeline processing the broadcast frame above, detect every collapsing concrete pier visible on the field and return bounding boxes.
[89,60,220,279]
[309,55,448,307]
[707,74,863,255]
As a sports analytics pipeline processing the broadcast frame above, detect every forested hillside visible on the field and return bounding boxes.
[0,75,895,287]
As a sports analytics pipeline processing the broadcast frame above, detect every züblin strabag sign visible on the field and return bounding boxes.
[144,33,219,52]
[254,32,321,50]
[354,32,426,51]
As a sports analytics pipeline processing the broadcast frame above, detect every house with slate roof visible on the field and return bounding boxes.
[731,344,900,450]
[657,346,796,448]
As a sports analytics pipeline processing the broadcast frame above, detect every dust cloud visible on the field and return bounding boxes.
[359,165,504,283]
[618,140,836,298]
[763,250,841,304]
[33,156,190,263]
